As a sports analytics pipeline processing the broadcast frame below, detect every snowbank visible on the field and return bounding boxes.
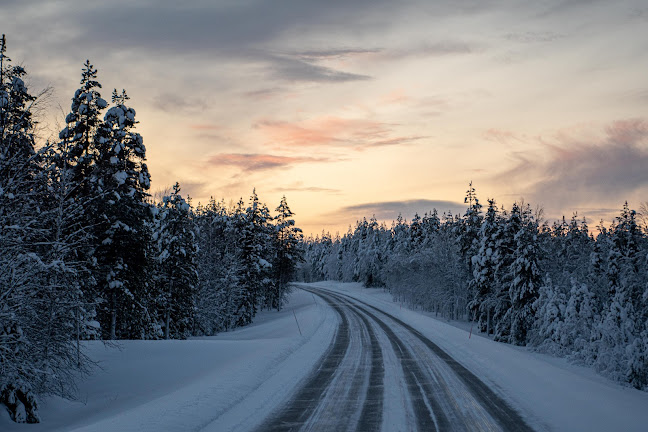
[0,289,336,432]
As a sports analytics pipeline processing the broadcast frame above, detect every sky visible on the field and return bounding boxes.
[1,0,647,235]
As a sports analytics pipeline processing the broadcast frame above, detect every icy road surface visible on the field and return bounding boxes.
[259,286,532,432]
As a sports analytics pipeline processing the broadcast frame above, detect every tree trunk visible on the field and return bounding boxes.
[76,305,81,367]
[487,307,491,336]
[110,291,116,340]
[165,307,170,340]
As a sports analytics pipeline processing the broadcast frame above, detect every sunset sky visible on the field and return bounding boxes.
[1,0,647,235]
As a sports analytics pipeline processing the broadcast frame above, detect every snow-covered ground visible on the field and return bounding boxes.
[316,281,648,432]
[0,289,337,432]
[2,282,647,431]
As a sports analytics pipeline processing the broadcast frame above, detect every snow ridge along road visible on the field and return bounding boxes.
[260,284,534,432]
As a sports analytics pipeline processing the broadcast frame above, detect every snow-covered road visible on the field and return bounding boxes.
[260,285,532,431]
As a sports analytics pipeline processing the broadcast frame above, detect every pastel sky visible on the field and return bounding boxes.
[2,0,647,235]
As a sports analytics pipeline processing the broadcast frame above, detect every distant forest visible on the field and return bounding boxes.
[300,183,648,391]
[0,36,303,422]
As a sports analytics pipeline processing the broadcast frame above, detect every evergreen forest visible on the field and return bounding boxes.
[0,36,303,422]
[300,183,648,391]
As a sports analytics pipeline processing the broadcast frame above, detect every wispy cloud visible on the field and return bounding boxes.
[504,31,564,43]
[175,180,210,199]
[153,93,207,113]
[368,40,479,63]
[264,54,371,83]
[189,124,220,130]
[255,116,426,149]
[293,48,382,59]
[206,153,331,172]
[336,199,466,222]
[482,128,531,146]
[243,87,287,100]
[271,182,341,194]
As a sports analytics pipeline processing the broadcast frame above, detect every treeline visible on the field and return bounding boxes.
[0,37,303,423]
[300,183,648,390]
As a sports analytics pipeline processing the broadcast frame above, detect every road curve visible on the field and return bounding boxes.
[257,285,534,432]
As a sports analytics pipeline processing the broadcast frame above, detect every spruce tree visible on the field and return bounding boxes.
[504,204,541,345]
[91,88,153,339]
[235,189,273,325]
[58,60,107,194]
[153,183,198,339]
[272,196,303,310]
[468,198,500,334]
[458,181,483,273]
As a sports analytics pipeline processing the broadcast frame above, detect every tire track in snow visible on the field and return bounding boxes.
[322,291,448,431]
[318,287,535,432]
[259,291,383,431]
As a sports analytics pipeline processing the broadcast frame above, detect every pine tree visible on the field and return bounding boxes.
[58,60,107,195]
[563,279,597,362]
[503,204,541,345]
[468,198,500,334]
[236,189,273,325]
[458,181,483,273]
[153,183,198,339]
[271,196,303,310]
[493,203,522,342]
[90,88,153,339]
[531,277,566,353]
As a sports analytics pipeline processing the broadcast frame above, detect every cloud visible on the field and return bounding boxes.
[3,0,391,86]
[175,180,210,199]
[153,93,207,113]
[372,40,478,62]
[635,89,648,102]
[189,124,219,130]
[336,199,466,222]
[482,128,531,146]
[504,31,564,43]
[271,182,341,194]
[264,54,371,83]
[64,0,397,55]
[293,48,382,59]
[206,153,331,172]
[243,87,286,100]
[495,118,648,212]
[398,41,475,57]
[255,116,425,149]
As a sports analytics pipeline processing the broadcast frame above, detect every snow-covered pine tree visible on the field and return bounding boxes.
[355,216,386,287]
[458,181,483,274]
[530,276,566,354]
[409,213,423,247]
[58,60,107,195]
[563,279,597,362]
[194,198,221,335]
[468,198,500,334]
[492,204,520,342]
[235,189,273,325]
[153,183,198,339]
[193,198,242,334]
[422,209,441,238]
[502,204,541,345]
[271,196,303,310]
[90,89,153,339]
[0,34,43,423]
